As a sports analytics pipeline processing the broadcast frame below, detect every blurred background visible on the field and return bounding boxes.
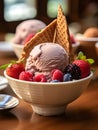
[0,0,98,33]
[0,1,98,74]
[0,0,97,42]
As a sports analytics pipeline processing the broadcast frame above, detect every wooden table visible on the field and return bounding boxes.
[0,54,98,130]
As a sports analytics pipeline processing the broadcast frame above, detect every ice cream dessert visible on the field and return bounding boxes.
[2,5,94,117]
[12,19,46,45]
[11,19,46,58]
[3,5,94,82]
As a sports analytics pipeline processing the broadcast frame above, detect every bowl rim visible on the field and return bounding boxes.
[72,42,80,47]
[4,70,93,86]
[12,42,80,49]
[75,33,98,42]
[95,42,98,47]
[11,42,23,48]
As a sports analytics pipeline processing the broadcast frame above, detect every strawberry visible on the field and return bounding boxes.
[51,69,63,82]
[33,74,47,82]
[73,60,90,78]
[6,63,25,79]
[23,33,35,45]
[19,71,33,81]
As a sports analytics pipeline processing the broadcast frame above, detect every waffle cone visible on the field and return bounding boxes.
[19,19,57,62]
[54,5,72,55]
[19,5,72,63]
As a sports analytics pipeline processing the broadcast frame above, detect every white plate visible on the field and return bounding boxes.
[75,33,98,41]
[0,94,19,110]
[0,41,14,56]
[0,76,8,90]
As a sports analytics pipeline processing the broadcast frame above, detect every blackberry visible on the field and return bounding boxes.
[64,63,81,79]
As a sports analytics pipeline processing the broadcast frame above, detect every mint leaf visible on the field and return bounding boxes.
[78,51,84,56]
[80,55,86,60]
[38,29,41,32]
[77,51,86,59]
[86,59,95,64]
[10,60,17,64]
[0,63,10,69]
[0,60,17,70]
[76,51,95,65]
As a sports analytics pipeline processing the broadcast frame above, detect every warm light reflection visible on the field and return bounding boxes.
[4,0,37,21]
[47,0,68,18]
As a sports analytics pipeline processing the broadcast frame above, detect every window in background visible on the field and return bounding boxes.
[4,0,37,22]
[47,0,68,18]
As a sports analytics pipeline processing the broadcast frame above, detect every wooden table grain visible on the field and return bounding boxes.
[0,54,98,130]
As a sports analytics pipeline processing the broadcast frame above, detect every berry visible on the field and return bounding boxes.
[51,69,63,82]
[64,64,81,79]
[63,73,73,82]
[70,34,76,44]
[51,80,60,83]
[6,63,25,79]
[23,33,35,45]
[73,60,90,78]
[19,71,33,81]
[33,74,47,82]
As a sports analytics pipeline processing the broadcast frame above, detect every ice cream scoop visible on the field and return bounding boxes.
[84,27,98,38]
[12,19,46,44]
[25,43,69,80]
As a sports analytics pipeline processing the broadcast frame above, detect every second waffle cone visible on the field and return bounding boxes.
[54,5,72,56]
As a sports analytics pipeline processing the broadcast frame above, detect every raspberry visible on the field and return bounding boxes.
[19,71,33,81]
[33,74,47,82]
[64,64,81,79]
[70,34,76,44]
[73,60,90,78]
[6,63,25,79]
[51,69,63,82]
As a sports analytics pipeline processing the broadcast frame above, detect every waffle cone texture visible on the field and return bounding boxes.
[19,5,72,63]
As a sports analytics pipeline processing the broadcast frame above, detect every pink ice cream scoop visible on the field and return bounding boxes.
[12,20,46,44]
[25,43,69,80]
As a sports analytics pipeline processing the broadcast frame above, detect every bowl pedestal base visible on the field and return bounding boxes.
[32,105,66,116]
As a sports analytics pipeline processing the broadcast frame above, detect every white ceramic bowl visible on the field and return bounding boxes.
[72,42,80,54]
[11,43,23,58]
[95,42,98,57]
[4,71,93,116]
[75,33,98,42]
